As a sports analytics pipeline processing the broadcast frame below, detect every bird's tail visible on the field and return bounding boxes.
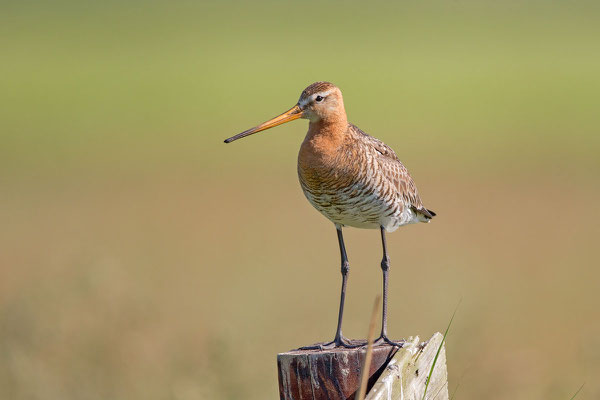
[412,206,436,222]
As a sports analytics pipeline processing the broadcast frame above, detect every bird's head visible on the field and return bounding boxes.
[224,81,346,143]
[297,81,346,123]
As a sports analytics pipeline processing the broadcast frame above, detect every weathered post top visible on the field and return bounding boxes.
[277,333,448,400]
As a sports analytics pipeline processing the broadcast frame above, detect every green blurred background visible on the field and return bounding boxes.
[1,1,599,399]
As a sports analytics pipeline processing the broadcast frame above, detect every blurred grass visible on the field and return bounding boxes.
[2,1,599,177]
[1,1,600,399]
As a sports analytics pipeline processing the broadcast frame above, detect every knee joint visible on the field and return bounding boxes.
[341,261,350,274]
[380,257,390,271]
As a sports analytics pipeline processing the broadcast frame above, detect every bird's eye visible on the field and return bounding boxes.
[315,95,324,102]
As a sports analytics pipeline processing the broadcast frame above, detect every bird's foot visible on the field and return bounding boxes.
[373,335,404,347]
[298,336,366,350]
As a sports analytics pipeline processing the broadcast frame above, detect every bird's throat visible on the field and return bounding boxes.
[306,116,348,143]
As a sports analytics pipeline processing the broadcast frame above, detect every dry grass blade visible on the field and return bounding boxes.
[568,383,585,400]
[355,295,381,400]
[449,382,460,400]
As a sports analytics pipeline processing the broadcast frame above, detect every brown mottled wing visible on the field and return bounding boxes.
[350,124,435,219]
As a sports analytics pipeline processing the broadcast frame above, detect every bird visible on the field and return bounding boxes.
[224,81,435,348]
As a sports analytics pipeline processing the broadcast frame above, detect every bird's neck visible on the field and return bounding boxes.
[300,116,349,172]
[306,114,348,143]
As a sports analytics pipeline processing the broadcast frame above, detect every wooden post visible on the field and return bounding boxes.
[277,333,448,400]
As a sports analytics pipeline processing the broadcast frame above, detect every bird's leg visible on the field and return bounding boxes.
[299,227,364,350]
[374,226,403,347]
[331,227,356,346]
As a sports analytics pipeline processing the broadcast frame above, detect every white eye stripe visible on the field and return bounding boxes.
[298,89,333,107]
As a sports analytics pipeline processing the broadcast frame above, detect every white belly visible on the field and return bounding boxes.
[300,181,420,232]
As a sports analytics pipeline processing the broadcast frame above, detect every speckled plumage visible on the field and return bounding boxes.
[296,84,434,232]
[298,122,433,232]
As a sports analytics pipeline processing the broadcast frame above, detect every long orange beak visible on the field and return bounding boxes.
[224,104,303,143]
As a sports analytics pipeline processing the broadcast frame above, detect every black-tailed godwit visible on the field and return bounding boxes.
[224,82,435,348]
